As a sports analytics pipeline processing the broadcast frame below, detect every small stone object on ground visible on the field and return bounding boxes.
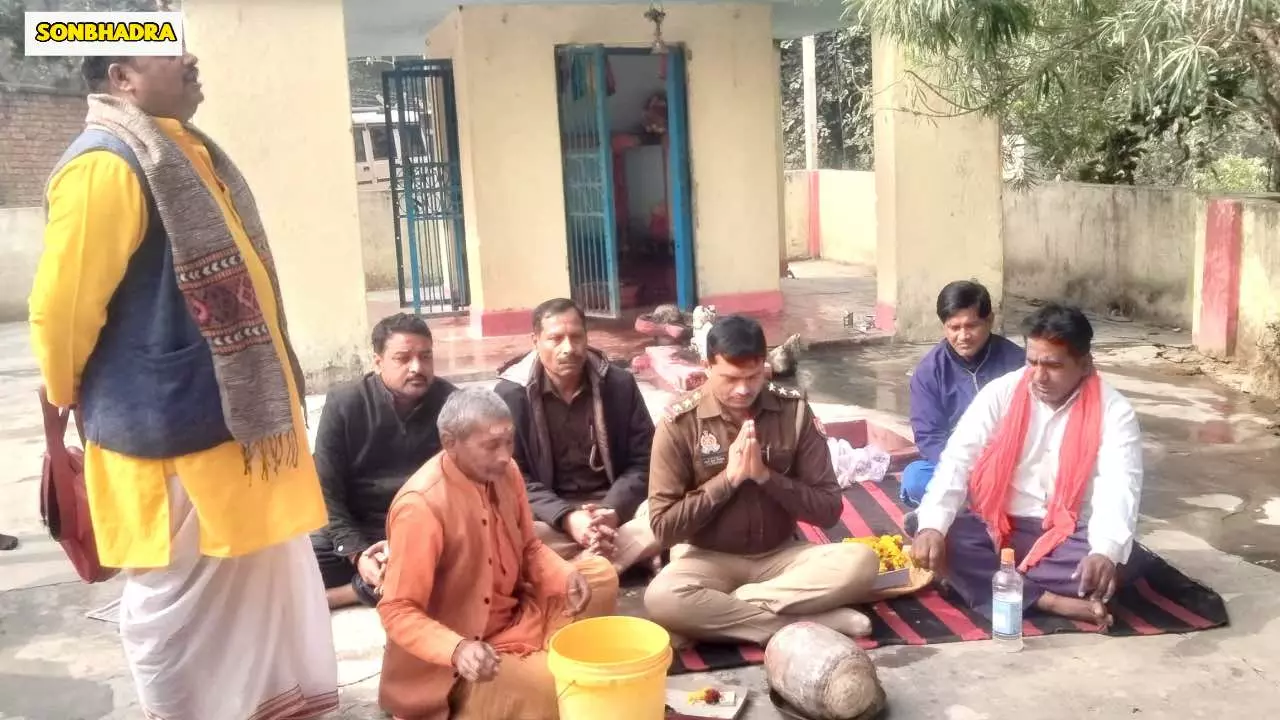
[765,621,887,720]
[768,334,802,378]
[690,305,718,360]
[651,304,685,326]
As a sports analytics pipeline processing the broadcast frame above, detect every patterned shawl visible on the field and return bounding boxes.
[84,94,306,474]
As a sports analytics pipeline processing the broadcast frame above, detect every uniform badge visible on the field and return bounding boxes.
[698,429,727,468]
[813,416,827,438]
[664,392,701,423]
[699,430,722,454]
[768,382,803,399]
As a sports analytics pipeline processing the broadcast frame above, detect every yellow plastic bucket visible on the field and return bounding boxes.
[547,615,673,720]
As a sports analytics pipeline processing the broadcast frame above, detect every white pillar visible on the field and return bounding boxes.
[182,0,369,388]
[801,35,818,171]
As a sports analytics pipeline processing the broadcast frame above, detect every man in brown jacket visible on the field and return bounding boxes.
[645,315,880,646]
[377,388,618,720]
[495,298,658,575]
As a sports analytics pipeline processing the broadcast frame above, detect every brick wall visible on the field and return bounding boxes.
[0,87,86,208]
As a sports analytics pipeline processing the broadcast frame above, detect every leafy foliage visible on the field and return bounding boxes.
[348,56,397,108]
[778,28,874,170]
[850,0,1280,190]
[1191,155,1270,193]
[0,0,159,89]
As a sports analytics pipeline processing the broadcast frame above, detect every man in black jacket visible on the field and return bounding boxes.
[495,298,658,575]
[312,313,456,608]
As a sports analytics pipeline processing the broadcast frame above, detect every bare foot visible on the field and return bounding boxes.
[1037,592,1113,629]
[806,607,873,638]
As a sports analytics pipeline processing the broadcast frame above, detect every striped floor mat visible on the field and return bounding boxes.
[668,477,1229,674]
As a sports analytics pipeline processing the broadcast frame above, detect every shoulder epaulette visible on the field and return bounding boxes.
[767,382,804,400]
[663,391,701,423]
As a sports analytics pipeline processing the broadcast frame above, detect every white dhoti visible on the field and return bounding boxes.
[119,477,339,720]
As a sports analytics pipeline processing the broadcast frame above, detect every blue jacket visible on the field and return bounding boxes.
[908,335,1026,463]
[53,129,232,458]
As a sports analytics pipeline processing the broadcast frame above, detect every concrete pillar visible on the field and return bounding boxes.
[871,36,1004,340]
[801,35,821,260]
[182,0,368,389]
[774,43,788,278]
[802,35,818,171]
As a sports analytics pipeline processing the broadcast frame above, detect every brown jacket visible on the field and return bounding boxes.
[647,383,841,555]
[495,348,655,527]
[376,453,574,720]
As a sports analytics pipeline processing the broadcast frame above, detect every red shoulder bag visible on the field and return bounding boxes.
[39,387,118,583]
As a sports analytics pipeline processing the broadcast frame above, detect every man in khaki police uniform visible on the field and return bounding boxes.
[644,315,880,645]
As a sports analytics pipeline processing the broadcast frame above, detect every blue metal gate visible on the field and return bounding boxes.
[382,59,469,314]
[665,47,697,311]
[556,45,621,318]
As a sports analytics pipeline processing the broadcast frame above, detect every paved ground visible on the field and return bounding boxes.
[370,259,885,382]
[2,311,1279,719]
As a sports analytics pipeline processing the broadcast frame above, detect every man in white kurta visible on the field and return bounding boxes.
[910,303,1148,627]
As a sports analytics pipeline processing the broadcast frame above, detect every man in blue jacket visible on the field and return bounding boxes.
[903,281,1026,515]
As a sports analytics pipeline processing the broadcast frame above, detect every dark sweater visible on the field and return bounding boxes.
[313,373,456,556]
[908,335,1026,464]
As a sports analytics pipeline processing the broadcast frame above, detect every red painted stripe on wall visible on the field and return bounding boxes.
[1196,199,1243,356]
[807,169,821,258]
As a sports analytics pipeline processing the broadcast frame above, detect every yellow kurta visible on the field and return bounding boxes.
[29,118,327,568]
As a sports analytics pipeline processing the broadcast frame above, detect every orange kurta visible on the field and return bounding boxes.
[378,453,618,720]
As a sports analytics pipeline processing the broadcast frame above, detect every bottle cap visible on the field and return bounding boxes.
[1000,547,1015,565]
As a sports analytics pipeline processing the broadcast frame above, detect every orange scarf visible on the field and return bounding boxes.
[968,369,1103,572]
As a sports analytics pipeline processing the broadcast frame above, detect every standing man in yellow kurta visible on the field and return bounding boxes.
[28,53,339,720]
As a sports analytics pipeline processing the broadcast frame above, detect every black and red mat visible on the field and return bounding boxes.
[667,477,1230,675]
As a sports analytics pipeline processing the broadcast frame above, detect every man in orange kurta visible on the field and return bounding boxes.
[378,388,620,720]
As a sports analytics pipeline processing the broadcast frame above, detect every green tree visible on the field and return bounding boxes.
[852,0,1280,189]
[348,56,397,108]
[1,0,160,88]
[778,28,874,171]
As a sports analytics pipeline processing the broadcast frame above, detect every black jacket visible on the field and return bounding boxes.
[313,373,456,556]
[494,349,654,528]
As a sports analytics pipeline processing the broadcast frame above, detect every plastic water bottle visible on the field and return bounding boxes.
[991,547,1024,652]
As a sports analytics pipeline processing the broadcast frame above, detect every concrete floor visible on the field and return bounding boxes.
[2,314,1279,719]
[369,259,886,382]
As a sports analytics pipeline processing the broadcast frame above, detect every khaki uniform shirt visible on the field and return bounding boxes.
[647,383,842,555]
